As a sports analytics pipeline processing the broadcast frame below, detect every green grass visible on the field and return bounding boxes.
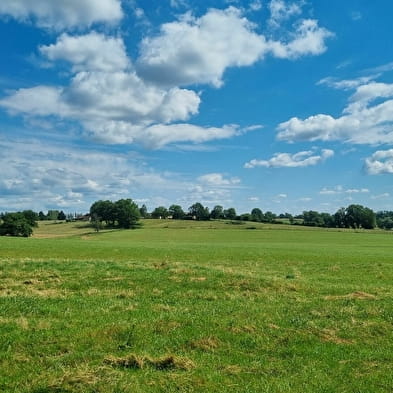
[0,220,392,392]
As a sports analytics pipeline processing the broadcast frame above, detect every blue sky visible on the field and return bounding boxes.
[1,0,393,214]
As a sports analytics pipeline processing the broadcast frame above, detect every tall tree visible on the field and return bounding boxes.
[224,207,237,220]
[169,204,185,219]
[90,200,116,226]
[251,208,263,222]
[22,210,39,227]
[151,206,169,219]
[114,199,140,229]
[189,202,210,221]
[345,204,376,229]
[210,205,224,219]
[139,204,149,218]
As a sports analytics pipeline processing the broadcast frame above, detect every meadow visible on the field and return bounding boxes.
[0,220,392,392]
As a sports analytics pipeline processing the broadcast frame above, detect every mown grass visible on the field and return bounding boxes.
[0,220,392,392]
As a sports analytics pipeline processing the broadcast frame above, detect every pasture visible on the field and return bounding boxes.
[0,220,392,392]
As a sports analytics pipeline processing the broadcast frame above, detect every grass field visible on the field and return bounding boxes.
[0,220,392,392]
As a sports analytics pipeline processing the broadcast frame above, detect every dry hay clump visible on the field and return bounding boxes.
[324,291,377,301]
[189,336,220,351]
[105,354,195,371]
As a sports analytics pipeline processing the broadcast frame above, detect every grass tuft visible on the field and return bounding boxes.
[105,354,195,371]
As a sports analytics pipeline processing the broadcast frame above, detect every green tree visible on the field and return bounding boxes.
[210,205,224,219]
[139,204,149,218]
[320,212,334,228]
[224,207,237,220]
[250,208,263,222]
[169,205,185,220]
[376,211,393,229]
[22,210,39,227]
[0,212,33,237]
[189,203,210,220]
[58,211,66,221]
[47,210,60,220]
[151,206,169,219]
[90,200,116,226]
[264,211,276,223]
[334,207,347,228]
[303,211,324,227]
[345,204,376,229]
[91,213,103,232]
[240,213,251,221]
[38,211,47,221]
[114,199,141,229]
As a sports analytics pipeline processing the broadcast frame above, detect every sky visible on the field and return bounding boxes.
[1,0,393,215]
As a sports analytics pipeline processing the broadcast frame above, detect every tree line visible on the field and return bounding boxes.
[1,200,392,237]
[140,202,382,230]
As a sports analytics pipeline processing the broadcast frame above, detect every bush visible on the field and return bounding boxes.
[0,212,34,237]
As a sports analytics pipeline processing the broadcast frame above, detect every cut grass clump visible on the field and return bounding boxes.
[105,354,195,371]
[324,291,377,300]
[189,336,221,352]
[105,354,145,369]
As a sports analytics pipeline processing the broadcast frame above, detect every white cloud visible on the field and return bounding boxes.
[249,1,263,12]
[0,73,201,134]
[371,193,390,200]
[345,188,369,194]
[0,0,122,30]
[40,32,130,72]
[351,11,362,21]
[0,8,332,148]
[268,19,333,59]
[0,136,196,212]
[319,186,342,195]
[248,196,260,201]
[268,0,302,28]
[87,123,241,148]
[319,186,369,195]
[197,173,241,186]
[317,75,378,90]
[138,7,332,87]
[365,149,393,174]
[169,0,189,8]
[278,81,393,145]
[244,149,334,168]
[138,7,269,87]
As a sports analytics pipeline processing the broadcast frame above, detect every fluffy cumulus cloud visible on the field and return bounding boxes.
[0,6,332,148]
[0,32,220,147]
[197,173,241,186]
[244,149,334,168]
[278,80,393,145]
[0,0,123,29]
[365,149,393,174]
[137,7,332,87]
[40,32,130,72]
[268,19,333,59]
[138,7,269,87]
